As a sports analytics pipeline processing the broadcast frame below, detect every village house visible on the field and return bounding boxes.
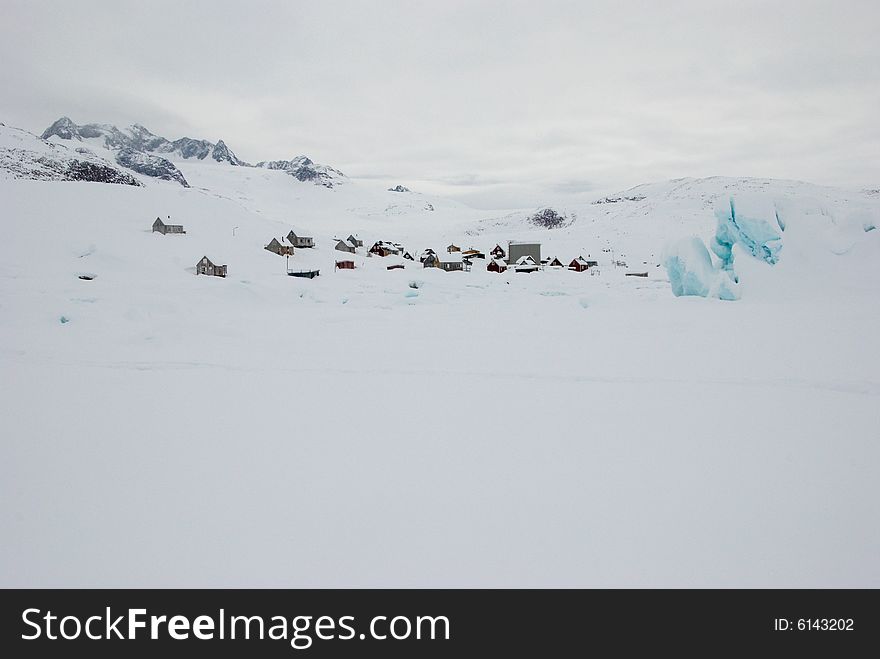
[422,253,439,268]
[286,230,315,248]
[508,241,541,266]
[547,256,565,267]
[334,239,356,253]
[438,251,468,272]
[370,241,404,257]
[419,248,436,263]
[569,256,598,272]
[152,216,185,235]
[490,244,506,259]
[514,255,540,273]
[264,237,294,256]
[347,234,364,248]
[447,243,461,253]
[462,248,485,259]
[196,256,227,278]
[487,258,508,273]
[335,260,355,270]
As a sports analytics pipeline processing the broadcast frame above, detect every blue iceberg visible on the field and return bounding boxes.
[711,197,783,269]
[663,236,740,301]
[664,196,784,301]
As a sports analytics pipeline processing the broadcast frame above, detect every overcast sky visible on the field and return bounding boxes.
[2,0,878,208]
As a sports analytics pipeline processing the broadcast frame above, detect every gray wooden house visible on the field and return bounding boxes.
[438,252,466,272]
[196,256,227,278]
[335,239,356,253]
[347,234,364,247]
[287,230,315,248]
[265,238,294,256]
[152,216,185,235]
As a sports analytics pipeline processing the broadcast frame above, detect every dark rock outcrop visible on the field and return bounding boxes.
[115,148,189,187]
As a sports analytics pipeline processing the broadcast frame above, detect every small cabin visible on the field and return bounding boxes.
[347,234,364,247]
[287,230,315,248]
[335,239,356,253]
[152,217,185,235]
[447,244,461,253]
[335,260,355,270]
[422,253,439,268]
[490,244,506,259]
[196,256,227,278]
[265,238,294,256]
[487,259,507,273]
[514,255,540,273]
[547,256,564,268]
[569,257,597,272]
[462,248,485,259]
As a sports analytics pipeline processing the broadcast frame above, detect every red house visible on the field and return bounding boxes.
[335,260,355,270]
[487,258,508,273]
[569,256,597,272]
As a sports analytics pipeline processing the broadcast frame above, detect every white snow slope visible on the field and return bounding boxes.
[2,125,879,587]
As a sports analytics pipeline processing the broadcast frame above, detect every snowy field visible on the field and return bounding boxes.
[2,149,879,586]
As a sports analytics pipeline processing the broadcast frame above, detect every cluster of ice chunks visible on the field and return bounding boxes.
[664,196,783,301]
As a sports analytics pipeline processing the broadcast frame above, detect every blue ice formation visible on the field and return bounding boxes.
[710,197,783,269]
[663,196,783,301]
[663,236,740,301]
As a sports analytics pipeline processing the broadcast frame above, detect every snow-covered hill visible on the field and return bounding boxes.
[2,119,879,588]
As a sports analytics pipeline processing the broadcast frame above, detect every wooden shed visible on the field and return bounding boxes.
[196,256,227,277]
[447,244,461,253]
[335,260,355,270]
[347,234,364,247]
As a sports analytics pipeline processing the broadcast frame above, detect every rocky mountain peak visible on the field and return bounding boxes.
[41,117,80,141]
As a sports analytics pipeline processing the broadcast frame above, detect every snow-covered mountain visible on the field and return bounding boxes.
[39,116,346,189]
[255,155,345,188]
[41,116,247,166]
[0,122,141,186]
